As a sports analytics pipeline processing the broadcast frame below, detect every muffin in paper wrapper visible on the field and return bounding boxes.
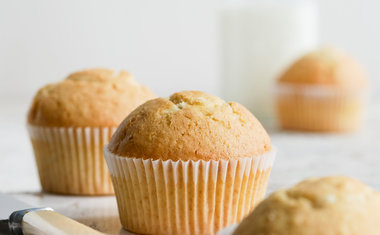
[275,84,367,132]
[27,125,116,195]
[104,146,275,235]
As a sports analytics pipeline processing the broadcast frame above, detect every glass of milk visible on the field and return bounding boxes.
[220,0,318,125]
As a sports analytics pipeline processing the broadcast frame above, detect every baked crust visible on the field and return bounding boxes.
[234,176,380,235]
[278,47,368,88]
[108,91,271,161]
[28,68,155,127]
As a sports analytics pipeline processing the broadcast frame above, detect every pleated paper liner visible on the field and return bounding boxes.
[275,84,367,132]
[27,125,116,195]
[104,147,276,235]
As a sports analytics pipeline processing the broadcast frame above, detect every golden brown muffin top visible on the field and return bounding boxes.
[278,47,368,88]
[108,91,271,161]
[28,68,155,127]
[233,176,380,235]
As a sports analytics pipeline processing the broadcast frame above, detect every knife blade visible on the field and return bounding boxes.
[0,194,32,235]
[0,193,103,235]
[0,194,31,220]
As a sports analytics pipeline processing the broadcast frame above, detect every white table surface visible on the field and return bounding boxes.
[1,97,380,234]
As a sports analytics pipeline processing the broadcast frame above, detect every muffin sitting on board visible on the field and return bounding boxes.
[276,47,368,132]
[233,176,380,235]
[27,68,155,195]
[104,91,276,235]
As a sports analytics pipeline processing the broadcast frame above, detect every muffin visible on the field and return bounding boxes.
[276,47,368,132]
[233,176,380,235]
[27,68,155,195]
[104,91,276,235]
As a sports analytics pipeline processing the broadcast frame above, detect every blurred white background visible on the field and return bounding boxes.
[0,0,379,102]
[1,2,380,226]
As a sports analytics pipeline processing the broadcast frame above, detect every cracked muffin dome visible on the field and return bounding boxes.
[233,176,380,235]
[278,47,368,88]
[28,68,155,127]
[108,91,272,161]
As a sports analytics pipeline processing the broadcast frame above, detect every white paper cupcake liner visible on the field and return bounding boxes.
[27,125,117,195]
[104,147,276,235]
[275,84,367,132]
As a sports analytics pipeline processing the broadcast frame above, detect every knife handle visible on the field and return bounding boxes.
[11,209,103,235]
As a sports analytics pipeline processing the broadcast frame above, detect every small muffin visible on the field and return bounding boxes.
[276,47,368,132]
[233,176,380,235]
[27,68,155,195]
[104,91,275,235]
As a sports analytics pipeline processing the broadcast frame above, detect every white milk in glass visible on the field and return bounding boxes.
[220,0,318,124]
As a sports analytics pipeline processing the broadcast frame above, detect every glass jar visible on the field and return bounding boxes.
[220,0,319,125]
